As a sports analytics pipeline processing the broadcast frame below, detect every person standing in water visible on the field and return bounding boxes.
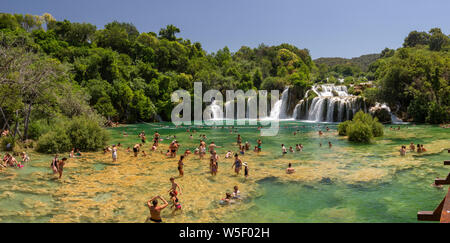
[232,153,242,175]
[400,145,407,156]
[133,144,141,157]
[146,195,169,223]
[281,144,287,155]
[57,157,67,179]
[51,154,59,174]
[257,139,262,152]
[237,134,242,146]
[177,155,185,177]
[112,145,118,162]
[170,191,182,215]
[286,163,295,174]
[409,142,415,152]
[168,177,182,196]
[243,162,249,179]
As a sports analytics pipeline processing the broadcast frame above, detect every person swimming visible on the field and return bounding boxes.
[220,192,233,205]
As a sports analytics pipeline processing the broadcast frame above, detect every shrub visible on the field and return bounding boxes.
[347,121,373,143]
[66,116,109,152]
[36,115,109,154]
[338,120,351,136]
[338,110,384,143]
[426,102,449,124]
[1,136,16,151]
[36,128,72,154]
[371,118,384,137]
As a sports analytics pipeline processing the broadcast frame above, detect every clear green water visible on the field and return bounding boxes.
[0,121,449,222]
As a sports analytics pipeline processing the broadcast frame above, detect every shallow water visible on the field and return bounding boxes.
[0,121,449,222]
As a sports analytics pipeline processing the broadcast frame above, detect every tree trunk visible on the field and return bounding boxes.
[23,103,32,141]
[13,110,19,138]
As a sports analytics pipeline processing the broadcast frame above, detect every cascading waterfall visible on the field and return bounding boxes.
[294,84,367,122]
[268,88,289,119]
[208,100,222,120]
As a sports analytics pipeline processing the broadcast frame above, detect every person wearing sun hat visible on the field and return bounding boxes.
[243,162,249,178]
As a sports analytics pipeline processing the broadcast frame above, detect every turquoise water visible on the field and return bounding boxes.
[0,121,449,222]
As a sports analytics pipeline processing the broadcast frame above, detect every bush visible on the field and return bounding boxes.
[36,115,109,154]
[338,111,384,143]
[337,120,351,136]
[426,102,449,124]
[347,121,373,143]
[36,128,72,154]
[66,116,109,152]
[371,118,384,137]
[1,136,16,151]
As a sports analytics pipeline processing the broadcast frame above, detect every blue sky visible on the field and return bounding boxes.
[1,0,449,58]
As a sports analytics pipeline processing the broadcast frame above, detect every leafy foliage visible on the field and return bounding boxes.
[338,111,384,143]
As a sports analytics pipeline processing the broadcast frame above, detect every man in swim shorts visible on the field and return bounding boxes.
[146,195,168,223]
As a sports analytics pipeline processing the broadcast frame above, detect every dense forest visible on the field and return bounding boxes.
[0,12,449,152]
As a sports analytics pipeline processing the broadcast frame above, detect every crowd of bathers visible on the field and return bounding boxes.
[1,152,29,168]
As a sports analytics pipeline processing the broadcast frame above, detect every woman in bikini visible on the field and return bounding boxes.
[178,155,185,177]
[170,191,182,215]
[232,153,242,175]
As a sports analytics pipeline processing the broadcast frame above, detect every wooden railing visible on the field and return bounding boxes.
[417,159,450,223]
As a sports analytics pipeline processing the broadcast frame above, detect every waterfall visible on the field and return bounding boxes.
[293,84,367,122]
[369,102,408,124]
[224,100,233,119]
[268,88,289,119]
[208,100,222,120]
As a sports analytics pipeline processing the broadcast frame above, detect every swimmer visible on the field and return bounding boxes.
[400,145,406,156]
[232,153,243,175]
[69,148,75,158]
[243,162,249,179]
[281,144,287,155]
[21,152,30,163]
[420,144,427,152]
[409,142,415,152]
[232,186,241,199]
[51,154,59,174]
[225,151,232,158]
[178,156,184,177]
[146,195,168,223]
[221,193,233,205]
[57,157,67,179]
[286,163,295,174]
[168,177,182,196]
[211,161,218,176]
[209,141,221,154]
[170,191,182,215]
[244,141,250,151]
[112,145,118,162]
[133,144,141,157]
[289,146,294,153]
